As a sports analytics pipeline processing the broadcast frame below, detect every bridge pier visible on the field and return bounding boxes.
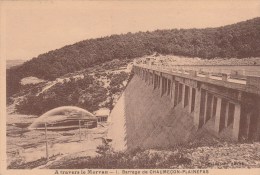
[167,79,171,96]
[162,77,165,96]
[160,73,163,96]
[157,74,159,89]
[183,85,189,108]
[156,74,159,89]
[189,87,196,113]
[148,71,151,85]
[147,71,149,84]
[154,74,158,89]
[214,97,223,133]
[153,71,156,89]
[194,87,202,129]
[178,83,184,106]
[148,71,150,85]
[256,104,260,140]
[240,101,260,141]
[174,81,179,107]
[145,70,148,84]
[188,86,193,112]
[149,71,151,85]
[181,84,185,107]
[147,70,149,84]
[224,102,231,127]
[171,77,176,106]
[163,77,167,96]
[150,72,153,85]
[165,78,168,95]
[143,69,146,81]
[244,112,253,140]
[203,91,209,123]
[177,83,181,105]
[204,93,214,124]
[134,65,260,142]
[233,103,242,140]
[203,91,208,124]
[144,69,146,81]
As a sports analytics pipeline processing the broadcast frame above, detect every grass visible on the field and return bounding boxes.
[7,141,260,169]
[46,145,192,169]
[8,154,61,169]
[46,140,260,169]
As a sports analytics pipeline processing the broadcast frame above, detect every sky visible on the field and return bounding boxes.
[1,0,260,61]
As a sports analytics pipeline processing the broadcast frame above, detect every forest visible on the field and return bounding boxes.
[14,59,131,115]
[7,17,260,97]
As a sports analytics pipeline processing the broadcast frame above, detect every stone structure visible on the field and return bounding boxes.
[133,64,260,141]
[94,108,110,122]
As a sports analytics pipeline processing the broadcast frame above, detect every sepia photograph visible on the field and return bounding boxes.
[1,0,260,174]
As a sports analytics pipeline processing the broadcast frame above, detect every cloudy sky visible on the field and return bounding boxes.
[1,0,260,60]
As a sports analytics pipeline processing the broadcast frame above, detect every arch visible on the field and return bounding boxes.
[28,106,96,130]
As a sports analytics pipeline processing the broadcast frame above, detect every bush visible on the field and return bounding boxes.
[8,154,61,169]
[109,72,128,87]
[15,75,108,115]
[47,145,192,169]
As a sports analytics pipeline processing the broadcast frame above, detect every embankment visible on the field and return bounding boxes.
[108,75,225,151]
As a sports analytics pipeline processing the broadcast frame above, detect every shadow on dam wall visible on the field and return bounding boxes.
[108,75,223,151]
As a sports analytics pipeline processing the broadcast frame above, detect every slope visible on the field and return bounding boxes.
[7,17,260,96]
[108,75,224,151]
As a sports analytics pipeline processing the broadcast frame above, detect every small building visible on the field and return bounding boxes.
[94,108,110,122]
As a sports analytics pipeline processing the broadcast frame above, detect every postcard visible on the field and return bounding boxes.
[1,1,260,175]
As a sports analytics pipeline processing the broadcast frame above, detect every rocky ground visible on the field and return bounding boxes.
[6,59,132,169]
[6,112,109,169]
[6,55,260,169]
[41,141,260,169]
[7,111,260,169]
[185,142,260,168]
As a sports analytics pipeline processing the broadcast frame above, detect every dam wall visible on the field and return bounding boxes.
[108,64,260,151]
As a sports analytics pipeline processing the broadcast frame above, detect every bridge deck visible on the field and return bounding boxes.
[135,64,260,95]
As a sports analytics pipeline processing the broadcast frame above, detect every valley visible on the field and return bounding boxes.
[4,17,260,169]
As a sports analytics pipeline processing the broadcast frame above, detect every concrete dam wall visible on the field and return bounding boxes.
[108,65,260,151]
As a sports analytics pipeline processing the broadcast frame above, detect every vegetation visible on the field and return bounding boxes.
[46,145,191,169]
[15,60,131,115]
[7,17,260,96]
[8,154,61,169]
[45,141,260,169]
[16,75,105,115]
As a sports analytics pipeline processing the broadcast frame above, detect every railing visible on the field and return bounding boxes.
[134,63,260,86]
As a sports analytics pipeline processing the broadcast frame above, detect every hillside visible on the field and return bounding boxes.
[7,64,260,169]
[10,59,133,115]
[44,142,260,169]
[7,17,260,96]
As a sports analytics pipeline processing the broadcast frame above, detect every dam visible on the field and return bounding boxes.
[108,62,260,151]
